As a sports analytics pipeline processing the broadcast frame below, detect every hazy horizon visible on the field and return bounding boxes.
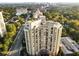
[0,0,79,3]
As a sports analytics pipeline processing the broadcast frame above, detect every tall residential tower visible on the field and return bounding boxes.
[24,16,62,55]
[0,12,6,37]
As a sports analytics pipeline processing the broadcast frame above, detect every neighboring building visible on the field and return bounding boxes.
[0,12,6,37]
[24,15,63,55]
[60,37,79,55]
[33,9,43,19]
[16,8,28,16]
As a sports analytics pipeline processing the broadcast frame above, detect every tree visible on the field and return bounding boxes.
[73,52,79,56]
[6,24,16,32]
[62,28,68,37]
[0,44,2,48]
[18,16,25,24]
[20,14,27,18]
[14,22,21,29]
[2,7,16,21]
[1,35,13,55]
[6,24,16,38]
[38,49,49,56]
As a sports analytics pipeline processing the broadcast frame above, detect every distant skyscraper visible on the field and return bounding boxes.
[24,15,62,56]
[0,12,6,37]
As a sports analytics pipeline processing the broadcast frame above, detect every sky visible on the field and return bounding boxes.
[0,0,79,3]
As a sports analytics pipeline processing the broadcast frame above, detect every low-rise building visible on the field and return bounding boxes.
[16,8,28,16]
[61,37,79,55]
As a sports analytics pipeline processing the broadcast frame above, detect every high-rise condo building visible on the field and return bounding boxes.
[0,12,6,37]
[24,15,62,55]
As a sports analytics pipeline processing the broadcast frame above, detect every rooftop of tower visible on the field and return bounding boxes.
[46,20,63,28]
[53,22,62,28]
[24,19,42,30]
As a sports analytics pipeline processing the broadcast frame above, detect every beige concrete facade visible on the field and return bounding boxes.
[24,15,62,55]
[33,9,43,19]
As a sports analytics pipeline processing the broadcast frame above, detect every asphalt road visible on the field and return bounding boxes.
[7,14,30,56]
[7,25,24,56]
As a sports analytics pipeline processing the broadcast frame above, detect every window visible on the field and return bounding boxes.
[36,30,37,33]
[46,39,48,49]
[46,31,48,36]
[50,36,52,42]
[41,23,43,25]
[36,34,38,39]
[51,27,53,34]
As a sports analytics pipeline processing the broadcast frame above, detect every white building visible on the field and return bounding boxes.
[0,12,6,37]
[33,9,43,19]
[16,8,28,16]
[24,15,62,55]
